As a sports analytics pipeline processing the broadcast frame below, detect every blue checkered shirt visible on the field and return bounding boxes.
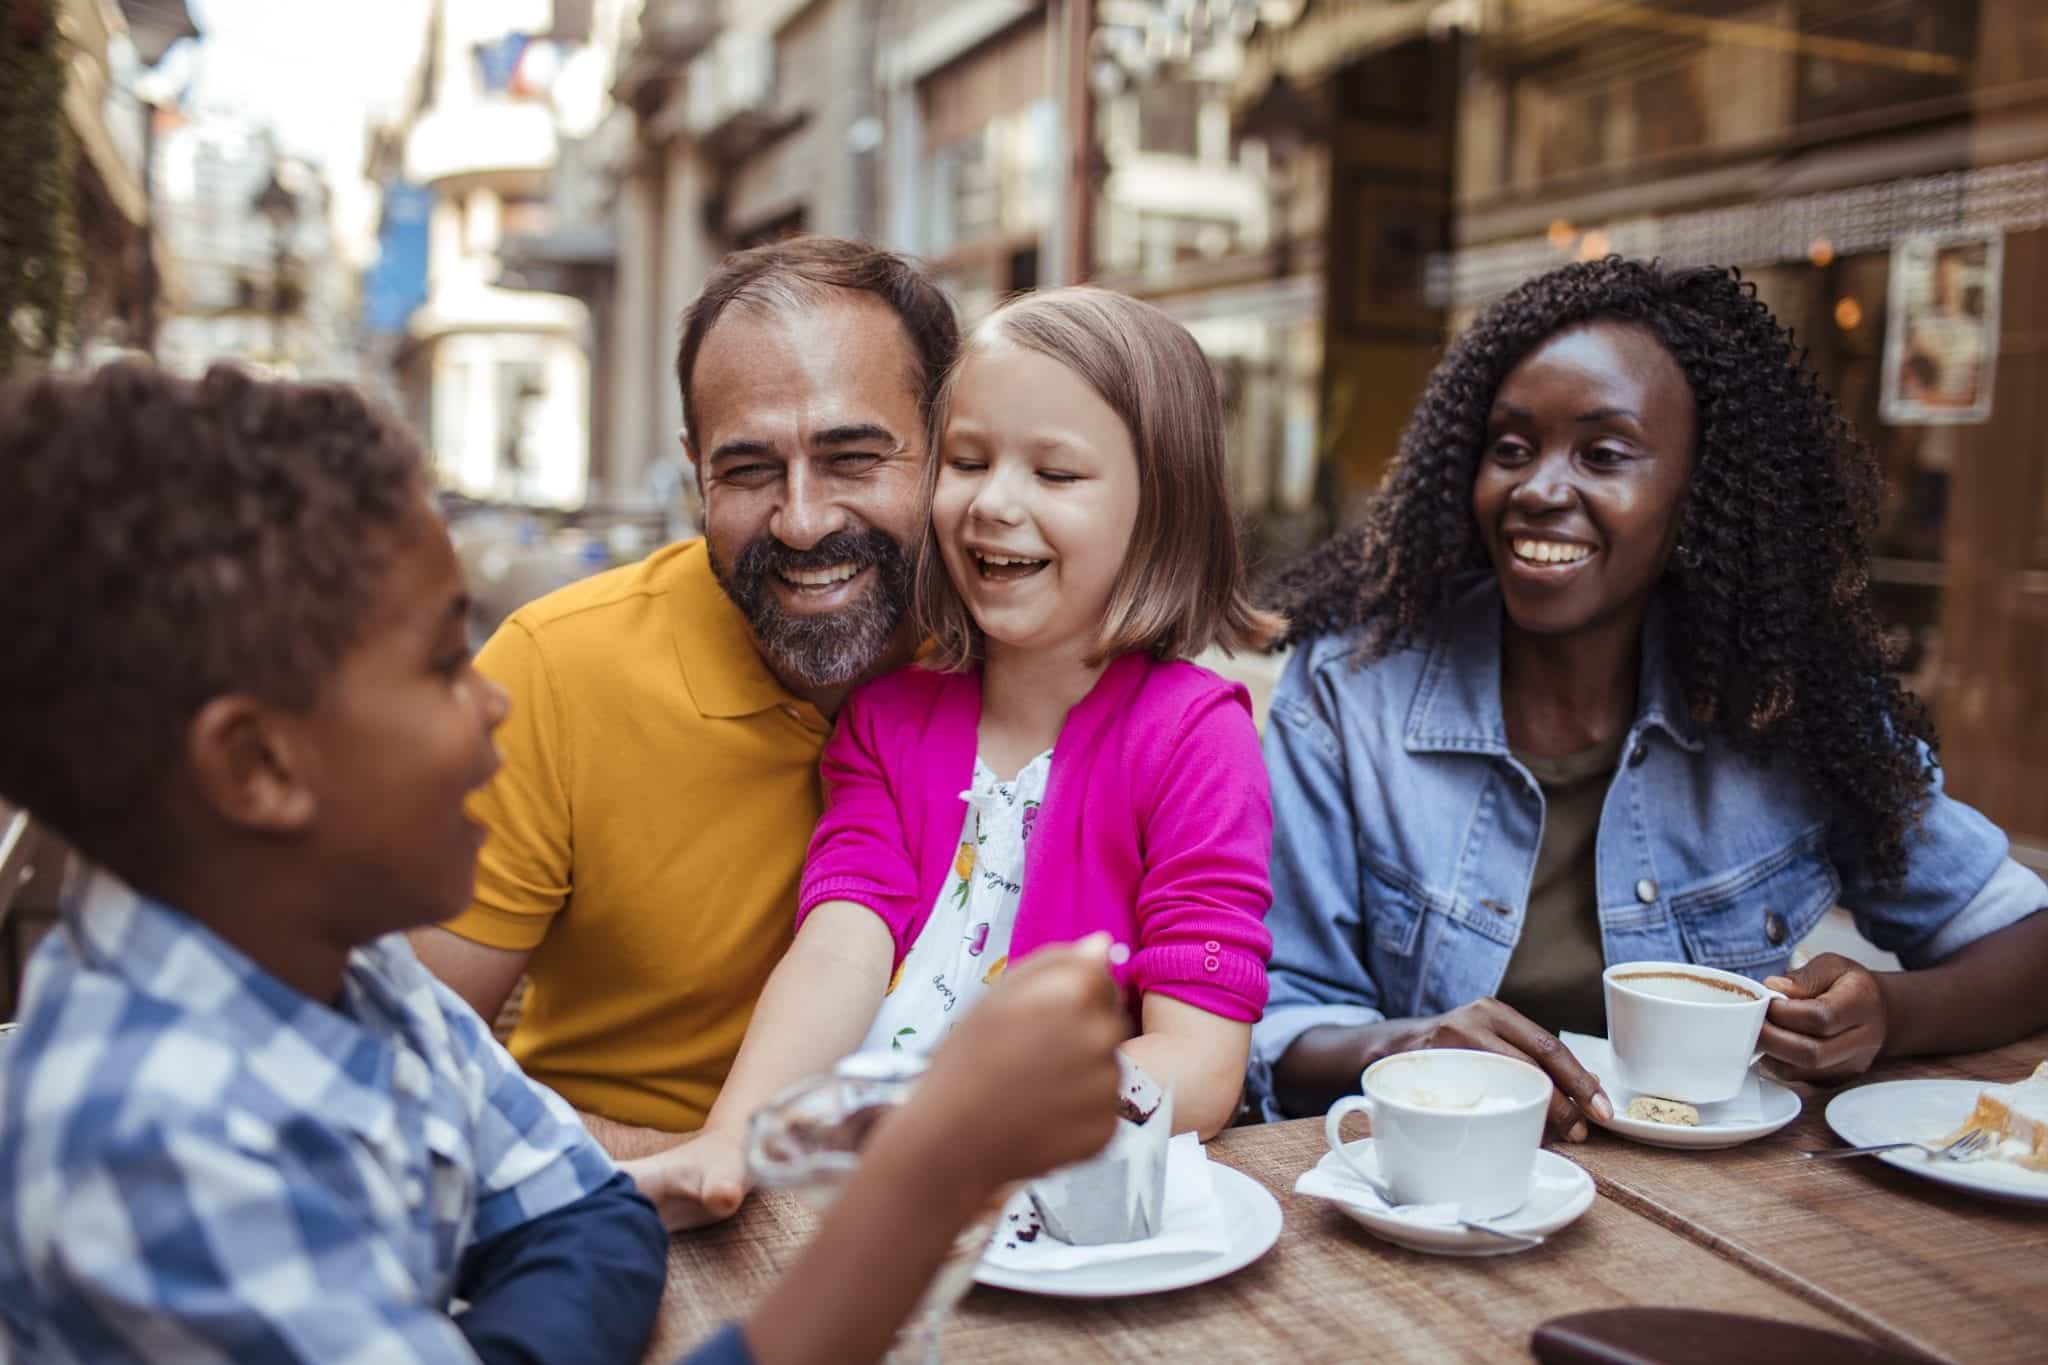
[0,873,622,1364]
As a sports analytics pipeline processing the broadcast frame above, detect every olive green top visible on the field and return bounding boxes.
[1495,734,1626,1039]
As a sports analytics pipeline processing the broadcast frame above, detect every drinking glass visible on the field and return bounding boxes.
[746,1051,1000,1364]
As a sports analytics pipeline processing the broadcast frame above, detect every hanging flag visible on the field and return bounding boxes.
[475,33,531,93]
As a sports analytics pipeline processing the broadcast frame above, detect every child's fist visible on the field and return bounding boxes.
[622,1126,754,1232]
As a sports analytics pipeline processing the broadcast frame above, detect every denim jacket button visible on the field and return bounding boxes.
[1628,743,1648,767]
[1635,878,1659,904]
[1764,910,1788,945]
[1481,898,1513,916]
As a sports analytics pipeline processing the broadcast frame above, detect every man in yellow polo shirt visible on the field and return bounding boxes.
[410,238,959,1156]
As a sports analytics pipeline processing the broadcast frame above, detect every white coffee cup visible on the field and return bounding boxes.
[1323,1048,1550,1220]
[1602,960,1783,1104]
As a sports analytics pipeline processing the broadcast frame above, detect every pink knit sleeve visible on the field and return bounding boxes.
[1127,683,1275,1021]
[796,683,924,961]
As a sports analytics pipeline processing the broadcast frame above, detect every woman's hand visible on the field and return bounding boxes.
[1759,953,1890,1082]
[1402,998,1613,1140]
[622,1125,753,1232]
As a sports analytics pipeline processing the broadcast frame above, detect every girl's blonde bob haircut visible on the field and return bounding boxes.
[914,287,1285,671]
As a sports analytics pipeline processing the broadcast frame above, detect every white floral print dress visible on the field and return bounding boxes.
[858,750,1051,1056]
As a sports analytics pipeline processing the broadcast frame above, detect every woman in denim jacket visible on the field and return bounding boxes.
[1253,259,2048,1135]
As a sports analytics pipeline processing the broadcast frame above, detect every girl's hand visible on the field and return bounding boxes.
[1402,998,1612,1141]
[622,1125,753,1232]
[1759,953,1890,1082]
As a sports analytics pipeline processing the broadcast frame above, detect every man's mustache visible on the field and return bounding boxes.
[731,528,904,586]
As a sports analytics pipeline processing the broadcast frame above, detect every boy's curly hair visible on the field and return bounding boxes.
[1273,258,1934,887]
[0,362,425,871]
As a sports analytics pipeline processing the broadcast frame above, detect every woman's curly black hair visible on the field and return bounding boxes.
[1273,257,1935,888]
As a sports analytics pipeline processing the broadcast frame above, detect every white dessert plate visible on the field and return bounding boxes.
[1299,1140,1594,1257]
[1561,1034,1802,1150]
[973,1164,1281,1297]
[1824,1079,2048,1207]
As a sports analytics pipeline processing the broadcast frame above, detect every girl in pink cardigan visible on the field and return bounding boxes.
[640,288,1282,1229]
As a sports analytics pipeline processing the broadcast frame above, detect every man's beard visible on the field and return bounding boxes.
[710,527,913,689]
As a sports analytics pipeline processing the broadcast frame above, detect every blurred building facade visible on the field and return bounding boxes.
[529,2,1322,523]
[387,0,2047,859]
[9,0,199,368]
[152,113,360,381]
[366,0,620,509]
[1137,0,2048,860]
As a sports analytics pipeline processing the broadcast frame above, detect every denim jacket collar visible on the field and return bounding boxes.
[1403,576,1706,758]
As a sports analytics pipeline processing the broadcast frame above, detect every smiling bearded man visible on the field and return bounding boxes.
[410,238,959,1156]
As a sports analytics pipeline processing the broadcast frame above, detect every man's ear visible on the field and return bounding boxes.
[184,695,318,835]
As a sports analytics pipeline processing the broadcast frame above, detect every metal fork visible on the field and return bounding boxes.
[1801,1128,1993,1163]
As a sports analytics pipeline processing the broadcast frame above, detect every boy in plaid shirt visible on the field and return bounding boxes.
[0,364,1125,1364]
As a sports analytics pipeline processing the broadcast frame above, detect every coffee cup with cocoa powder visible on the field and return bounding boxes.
[1602,961,1786,1104]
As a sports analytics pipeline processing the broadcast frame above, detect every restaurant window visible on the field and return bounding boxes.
[1007,245,1039,295]
[501,195,553,241]
[732,208,807,251]
[1629,62,1708,162]
[1137,79,1201,159]
[1792,0,1976,124]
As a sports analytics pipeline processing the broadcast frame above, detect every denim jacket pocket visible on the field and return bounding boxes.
[1669,824,1840,974]
[1359,855,1432,957]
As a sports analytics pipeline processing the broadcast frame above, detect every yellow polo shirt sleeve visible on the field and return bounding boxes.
[447,616,574,952]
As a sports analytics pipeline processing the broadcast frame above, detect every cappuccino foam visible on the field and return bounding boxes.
[1382,1088,1521,1114]
[1613,970,1762,1005]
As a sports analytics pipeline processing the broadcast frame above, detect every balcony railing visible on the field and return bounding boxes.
[405,99,558,190]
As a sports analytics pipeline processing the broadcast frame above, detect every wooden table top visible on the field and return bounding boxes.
[1566,1035,2048,1365]
[644,1035,2047,1364]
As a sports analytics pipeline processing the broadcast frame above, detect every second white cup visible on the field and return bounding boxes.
[1324,1048,1551,1220]
[1602,960,1781,1104]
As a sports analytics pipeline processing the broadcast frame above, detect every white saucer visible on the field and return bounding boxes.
[1599,1077,1803,1150]
[1825,1079,2048,1207]
[973,1164,1282,1297]
[1299,1141,1594,1257]
[1561,1034,1803,1150]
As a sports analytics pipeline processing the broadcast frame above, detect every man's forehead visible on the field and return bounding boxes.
[691,290,925,443]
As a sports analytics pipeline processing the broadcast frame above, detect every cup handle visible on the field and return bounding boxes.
[1749,984,1791,1066]
[1324,1095,1393,1201]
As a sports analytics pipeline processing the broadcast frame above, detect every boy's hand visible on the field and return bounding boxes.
[620,1126,753,1232]
[1760,953,1891,1082]
[899,934,1126,1197]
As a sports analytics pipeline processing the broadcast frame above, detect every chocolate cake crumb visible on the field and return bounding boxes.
[1116,1093,1158,1124]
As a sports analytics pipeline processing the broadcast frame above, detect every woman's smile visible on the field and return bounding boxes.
[1471,321,1697,641]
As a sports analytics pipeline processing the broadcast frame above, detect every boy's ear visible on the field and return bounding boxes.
[184,695,317,834]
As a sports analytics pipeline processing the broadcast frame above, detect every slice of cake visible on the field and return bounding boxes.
[1948,1060,2048,1170]
[1026,1055,1172,1245]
